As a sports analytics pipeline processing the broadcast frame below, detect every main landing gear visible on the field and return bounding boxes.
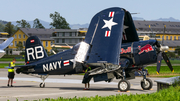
[140,68,153,90]
[141,78,153,90]
[117,68,153,92]
[118,79,130,92]
[40,82,45,88]
[39,75,49,88]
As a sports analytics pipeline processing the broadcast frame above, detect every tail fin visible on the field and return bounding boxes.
[25,36,48,63]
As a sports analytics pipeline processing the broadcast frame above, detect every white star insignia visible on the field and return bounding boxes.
[102,18,118,30]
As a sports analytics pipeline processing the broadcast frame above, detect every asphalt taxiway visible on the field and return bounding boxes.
[0,69,161,101]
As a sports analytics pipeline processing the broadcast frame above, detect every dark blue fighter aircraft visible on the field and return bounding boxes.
[14,7,174,92]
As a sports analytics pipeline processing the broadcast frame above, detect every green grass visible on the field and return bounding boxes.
[146,66,180,74]
[0,58,24,61]
[25,86,180,101]
[0,63,24,68]
[145,66,180,77]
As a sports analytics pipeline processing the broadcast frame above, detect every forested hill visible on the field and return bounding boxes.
[0,20,8,31]
[0,20,8,25]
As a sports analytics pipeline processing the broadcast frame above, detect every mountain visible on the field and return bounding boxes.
[132,17,180,22]
[11,20,51,28]
[1,17,180,29]
[10,20,89,29]
[0,20,8,25]
[70,23,89,29]
[153,17,180,22]
[70,17,180,29]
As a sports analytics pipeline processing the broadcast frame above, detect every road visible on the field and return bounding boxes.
[0,69,162,101]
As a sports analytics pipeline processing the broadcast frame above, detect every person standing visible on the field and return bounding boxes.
[7,58,16,87]
[82,64,92,90]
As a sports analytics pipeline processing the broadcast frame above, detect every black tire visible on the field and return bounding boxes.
[118,80,130,92]
[39,83,45,88]
[141,78,153,90]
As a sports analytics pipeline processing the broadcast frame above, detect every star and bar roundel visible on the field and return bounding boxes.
[102,11,118,37]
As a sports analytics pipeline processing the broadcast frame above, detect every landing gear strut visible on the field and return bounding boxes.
[39,75,49,88]
[117,69,131,92]
[139,68,153,90]
[141,78,153,90]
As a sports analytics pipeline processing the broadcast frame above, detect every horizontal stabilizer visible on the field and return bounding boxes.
[14,64,36,68]
[15,64,37,74]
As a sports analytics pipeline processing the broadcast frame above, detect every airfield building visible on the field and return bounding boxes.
[7,20,180,53]
[51,28,87,52]
[134,20,180,52]
[9,28,58,53]
[8,28,87,54]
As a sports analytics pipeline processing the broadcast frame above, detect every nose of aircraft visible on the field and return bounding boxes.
[160,45,169,51]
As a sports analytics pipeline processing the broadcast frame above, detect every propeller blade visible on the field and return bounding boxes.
[162,52,174,73]
[157,52,162,74]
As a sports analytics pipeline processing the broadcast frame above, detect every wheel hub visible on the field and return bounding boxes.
[120,82,127,90]
[144,81,150,88]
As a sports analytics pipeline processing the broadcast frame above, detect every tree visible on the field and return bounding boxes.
[166,51,175,58]
[0,23,5,32]
[3,22,16,37]
[50,11,70,29]
[175,46,180,56]
[33,18,45,29]
[16,19,31,28]
[16,41,23,51]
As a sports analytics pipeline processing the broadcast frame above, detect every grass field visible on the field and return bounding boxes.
[145,66,180,77]
[146,66,180,74]
[0,58,24,61]
[22,85,180,101]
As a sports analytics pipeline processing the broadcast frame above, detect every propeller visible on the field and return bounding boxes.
[149,24,174,74]
[155,41,174,74]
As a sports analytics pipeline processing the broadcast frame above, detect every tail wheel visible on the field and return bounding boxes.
[141,78,153,90]
[118,80,130,92]
[40,83,45,88]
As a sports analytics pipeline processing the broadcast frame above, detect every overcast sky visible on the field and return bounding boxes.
[0,0,179,24]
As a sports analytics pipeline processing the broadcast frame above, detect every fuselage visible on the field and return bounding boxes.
[19,40,159,75]
[20,43,82,75]
[121,40,158,66]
